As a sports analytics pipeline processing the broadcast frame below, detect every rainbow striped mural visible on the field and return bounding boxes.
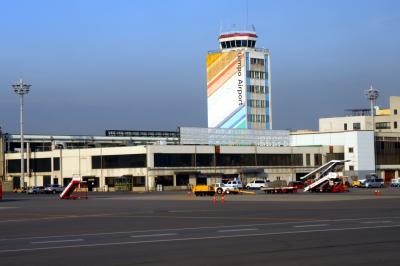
[207,50,247,128]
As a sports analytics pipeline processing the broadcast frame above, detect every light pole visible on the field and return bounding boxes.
[364,85,379,131]
[364,84,379,173]
[12,79,31,189]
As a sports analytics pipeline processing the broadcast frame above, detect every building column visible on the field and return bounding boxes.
[395,170,399,178]
[147,175,156,191]
[173,174,177,187]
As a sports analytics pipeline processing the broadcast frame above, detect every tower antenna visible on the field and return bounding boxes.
[246,0,249,30]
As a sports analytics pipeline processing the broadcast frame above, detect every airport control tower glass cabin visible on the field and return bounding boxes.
[207,31,271,129]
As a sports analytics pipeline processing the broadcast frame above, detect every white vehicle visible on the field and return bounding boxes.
[246,180,268,190]
[225,180,243,189]
[214,183,239,194]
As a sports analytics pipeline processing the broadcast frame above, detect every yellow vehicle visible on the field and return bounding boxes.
[192,184,216,196]
[352,180,362,188]
[13,187,27,193]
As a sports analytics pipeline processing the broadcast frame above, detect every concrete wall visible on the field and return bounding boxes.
[290,131,375,175]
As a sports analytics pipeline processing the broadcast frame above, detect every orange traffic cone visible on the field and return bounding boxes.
[221,194,225,204]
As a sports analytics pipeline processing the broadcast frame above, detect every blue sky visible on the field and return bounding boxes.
[1,0,399,134]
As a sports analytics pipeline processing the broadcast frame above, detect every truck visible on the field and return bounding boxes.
[191,184,216,196]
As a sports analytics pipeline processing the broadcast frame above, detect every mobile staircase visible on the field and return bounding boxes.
[60,178,88,199]
[301,160,349,193]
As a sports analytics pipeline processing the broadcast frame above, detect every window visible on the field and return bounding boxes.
[221,42,226,49]
[395,109,398,115]
[394,121,398,129]
[236,40,241,47]
[349,147,354,153]
[176,174,189,186]
[226,41,231,48]
[132,176,145,187]
[53,157,60,171]
[314,154,322,166]
[306,154,311,166]
[376,122,391,129]
[353,123,361,130]
[154,153,194,167]
[344,123,348,130]
[242,40,247,47]
[92,154,146,169]
[257,154,303,166]
[7,158,52,173]
[230,40,235,48]
[349,165,354,171]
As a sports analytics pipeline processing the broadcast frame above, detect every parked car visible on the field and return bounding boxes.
[288,181,304,189]
[214,183,239,194]
[391,178,400,188]
[225,180,243,189]
[27,186,45,194]
[44,184,64,194]
[361,175,384,188]
[246,180,268,190]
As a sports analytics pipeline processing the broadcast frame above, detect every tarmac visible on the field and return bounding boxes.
[1,188,400,266]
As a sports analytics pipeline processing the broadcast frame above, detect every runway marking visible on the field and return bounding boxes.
[130,233,177,238]
[168,210,216,213]
[1,224,400,253]
[31,239,84,245]
[218,228,258,233]
[0,207,19,210]
[360,221,392,224]
[0,213,114,223]
[293,224,329,228]
[1,216,400,242]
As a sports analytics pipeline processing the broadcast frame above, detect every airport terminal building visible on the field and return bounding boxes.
[1,128,344,191]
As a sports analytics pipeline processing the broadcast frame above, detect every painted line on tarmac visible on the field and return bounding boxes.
[31,239,84,245]
[1,224,400,253]
[0,213,114,223]
[293,224,329,228]
[2,216,400,242]
[130,233,177,238]
[0,207,19,210]
[218,228,258,233]
[167,210,216,213]
[360,221,393,224]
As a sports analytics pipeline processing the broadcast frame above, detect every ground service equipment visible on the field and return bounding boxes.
[60,178,88,199]
[192,185,216,196]
[301,160,349,193]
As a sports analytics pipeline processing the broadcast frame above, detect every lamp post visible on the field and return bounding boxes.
[364,84,379,173]
[364,85,379,131]
[12,79,31,189]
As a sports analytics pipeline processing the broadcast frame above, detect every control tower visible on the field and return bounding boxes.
[206,31,271,129]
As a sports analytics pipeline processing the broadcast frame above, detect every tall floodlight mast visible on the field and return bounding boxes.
[12,79,31,189]
[365,85,379,131]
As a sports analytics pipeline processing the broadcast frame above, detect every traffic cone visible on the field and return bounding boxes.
[221,193,225,204]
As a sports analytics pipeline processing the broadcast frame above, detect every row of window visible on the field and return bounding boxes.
[7,158,60,173]
[220,40,256,49]
[154,153,304,167]
[248,71,266,79]
[248,114,267,123]
[344,121,398,130]
[248,85,267,94]
[6,153,346,172]
[250,58,264,65]
[247,99,266,108]
[376,141,400,165]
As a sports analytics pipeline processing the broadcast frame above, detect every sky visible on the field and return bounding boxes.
[0,0,399,135]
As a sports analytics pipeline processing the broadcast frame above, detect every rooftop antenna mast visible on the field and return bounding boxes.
[364,83,379,131]
[246,0,248,30]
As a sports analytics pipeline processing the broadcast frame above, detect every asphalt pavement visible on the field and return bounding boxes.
[1,188,400,266]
